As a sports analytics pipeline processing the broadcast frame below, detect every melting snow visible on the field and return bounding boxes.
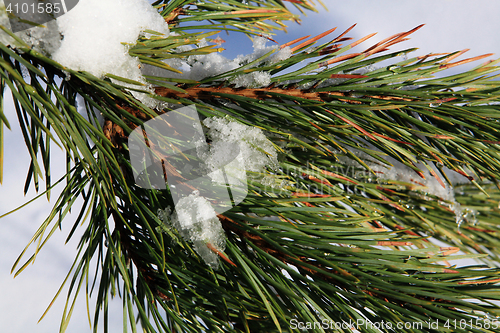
[158,192,226,270]
[199,116,279,183]
[1,3,293,103]
[157,116,278,268]
[143,37,291,87]
[53,0,169,79]
[0,0,169,107]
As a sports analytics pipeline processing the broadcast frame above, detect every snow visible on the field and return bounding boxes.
[5,0,170,76]
[17,20,61,55]
[269,46,293,64]
[371,162,455,201]
[54,0,168,76]
[144,37,291,87]
[158,191,226,269]
[53,0,169,106]
[371,162,466,224]
[1,3,292,102]
[234,36,278,65]
[372,160,484,227]
[0,0,61,50]
[0,0,170,107]
[156,116,278,268]
[232,71,271,88]
[335,145,478,226]
[199,116,279,183]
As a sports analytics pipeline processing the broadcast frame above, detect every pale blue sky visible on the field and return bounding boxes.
[223,0,500,75]
[1,1,500,332]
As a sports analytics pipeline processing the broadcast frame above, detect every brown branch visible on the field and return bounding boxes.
[154,85,412,104]
[164,7,185,25]
[94,22,491,314]
[155,85,347,102]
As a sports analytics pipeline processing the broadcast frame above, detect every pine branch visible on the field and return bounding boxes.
[4,2,500,332]
[79,22,500,331]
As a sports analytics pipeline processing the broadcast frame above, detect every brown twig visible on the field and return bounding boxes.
[154,85,412,104]
[164,7,185,25]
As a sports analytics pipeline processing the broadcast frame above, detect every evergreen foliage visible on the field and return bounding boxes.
[2,1,500,332]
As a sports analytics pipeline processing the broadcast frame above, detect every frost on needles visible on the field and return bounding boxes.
[158,117,279,268]
[1,0,170,107]
[158,192,226,270]
[141,36,292,87]
[0,0,293,104]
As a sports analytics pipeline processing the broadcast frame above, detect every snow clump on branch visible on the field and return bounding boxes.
[0,0,169,107]
[158,192,226,270]
[199,116,279,184]
[141,36,292,87]
[158,116,279,269]
[53,0,169,79]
